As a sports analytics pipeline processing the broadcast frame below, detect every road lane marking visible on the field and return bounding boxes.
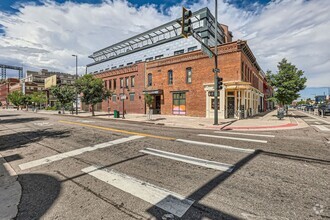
[198,134,267,143]
[214,131,275,138]
[311,125,330,131]
[299,111,330,125]
[176,139,255,153]
[140,148,234,172]
[59,120,175,140]
[19,136,143,170]
[82,166,194,217]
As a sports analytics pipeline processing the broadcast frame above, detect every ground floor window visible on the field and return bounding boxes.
[172,92,186,115]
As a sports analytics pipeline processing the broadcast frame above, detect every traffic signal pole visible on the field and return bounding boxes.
[213,0,219,125]
[180,5,221,125]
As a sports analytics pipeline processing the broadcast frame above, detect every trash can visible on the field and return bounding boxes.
[114,110,119,118]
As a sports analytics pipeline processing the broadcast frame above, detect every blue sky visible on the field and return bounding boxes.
[0,0,329,90]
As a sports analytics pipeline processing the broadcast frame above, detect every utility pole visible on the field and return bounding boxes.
[213,0,219,125]
[72,55,78,115]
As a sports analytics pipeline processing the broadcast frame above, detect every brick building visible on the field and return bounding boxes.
[86,7,273,119]
[0,78,20,108]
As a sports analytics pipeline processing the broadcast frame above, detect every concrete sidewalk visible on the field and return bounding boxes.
[29,109,309,131]
[0,154,21,220]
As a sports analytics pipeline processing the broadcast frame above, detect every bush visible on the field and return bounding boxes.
[45,106,57,111]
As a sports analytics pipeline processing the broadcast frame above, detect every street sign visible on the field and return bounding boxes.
[201,45,213,58]
[120,95,126,100]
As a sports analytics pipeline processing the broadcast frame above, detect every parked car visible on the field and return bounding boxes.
[318,104,330,115]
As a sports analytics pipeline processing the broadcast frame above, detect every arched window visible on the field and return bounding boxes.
[147,73,152,86]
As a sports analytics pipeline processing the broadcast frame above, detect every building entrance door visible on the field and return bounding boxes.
[227,96,235,118]
[155,95,161,114]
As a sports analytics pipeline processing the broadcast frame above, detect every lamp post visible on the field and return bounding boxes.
[122,86,129,119]
[72,54,78,115]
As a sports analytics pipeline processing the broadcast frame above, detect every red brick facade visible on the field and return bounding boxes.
[0,78,20,107]
[95,63,146,114]
[94,40,272,118]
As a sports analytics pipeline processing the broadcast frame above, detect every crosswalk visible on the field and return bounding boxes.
[298,110,330,132]
[17,129,274,218]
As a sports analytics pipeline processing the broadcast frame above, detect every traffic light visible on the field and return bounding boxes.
[181,7,192,38]
[217,77,223,90]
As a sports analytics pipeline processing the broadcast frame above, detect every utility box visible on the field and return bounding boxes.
[114,110,120,118]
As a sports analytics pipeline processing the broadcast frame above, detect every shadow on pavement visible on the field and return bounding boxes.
[0,114,21,118]
[0,129,70,150]
[0,117,47,124]
[261,150,330,165]
[16,173,61,220]
[147,150,261,219]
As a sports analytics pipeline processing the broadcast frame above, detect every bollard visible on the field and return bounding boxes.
[321,110,324,118]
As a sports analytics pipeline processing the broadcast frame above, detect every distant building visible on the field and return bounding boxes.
[0,78,20,108]
[315,95,326,104]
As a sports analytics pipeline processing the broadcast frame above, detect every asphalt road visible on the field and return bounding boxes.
[0,110,329,220]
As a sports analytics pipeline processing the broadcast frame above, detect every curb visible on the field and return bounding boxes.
[206,123,299,131]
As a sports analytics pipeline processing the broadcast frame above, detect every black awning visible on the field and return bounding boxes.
[142,89,163,95]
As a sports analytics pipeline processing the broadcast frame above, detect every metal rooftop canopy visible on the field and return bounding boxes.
[0,64,23,79]
[88,7,225,65]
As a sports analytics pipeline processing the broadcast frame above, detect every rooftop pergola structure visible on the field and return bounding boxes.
[0,64,23,79]
[88,7,226,66]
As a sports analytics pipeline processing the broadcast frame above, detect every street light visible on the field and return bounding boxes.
[122,86,129,119]
[72,54,78,115]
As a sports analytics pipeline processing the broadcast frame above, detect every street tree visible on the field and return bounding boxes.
[7,91,25,109]
[144,94,154,120]
[75,74,111,116]
[50,85,76,114]
[30,92,47,112]
[266,58,307,106]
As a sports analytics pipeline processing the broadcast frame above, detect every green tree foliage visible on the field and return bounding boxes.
[144,94,154,108]
[30,92,47,111]
[75,74,111,116]
[7,91,25,109]
[50,85,76,114]
[266,58,307,106]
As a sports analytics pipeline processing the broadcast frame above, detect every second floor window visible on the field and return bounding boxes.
[148,73,152,86]
[186,68,192,84]
[125,77,129,88]
[113,79,117,89]
[120,78,124,88]
[168,70,173,85]
[131,76,135,87]
[109,79,112,89]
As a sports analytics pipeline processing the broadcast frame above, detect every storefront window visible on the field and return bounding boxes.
[172,92,186,115]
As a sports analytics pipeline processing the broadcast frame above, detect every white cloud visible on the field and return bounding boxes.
[0,0,329,87]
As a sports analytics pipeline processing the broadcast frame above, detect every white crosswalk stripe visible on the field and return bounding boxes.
[176,139,255,153]
[19,135,144,170]
[214,131,275,138]
[311,125,330,131]
[198,134,267,143]
[140,148,234,172]
[82,166,195,217]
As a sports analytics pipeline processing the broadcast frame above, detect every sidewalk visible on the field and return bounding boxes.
[31,109,309,131]
[0,154,21,220]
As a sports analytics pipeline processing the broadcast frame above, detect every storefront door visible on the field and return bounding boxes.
[155,95,161,114]
[227,96,235,118]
